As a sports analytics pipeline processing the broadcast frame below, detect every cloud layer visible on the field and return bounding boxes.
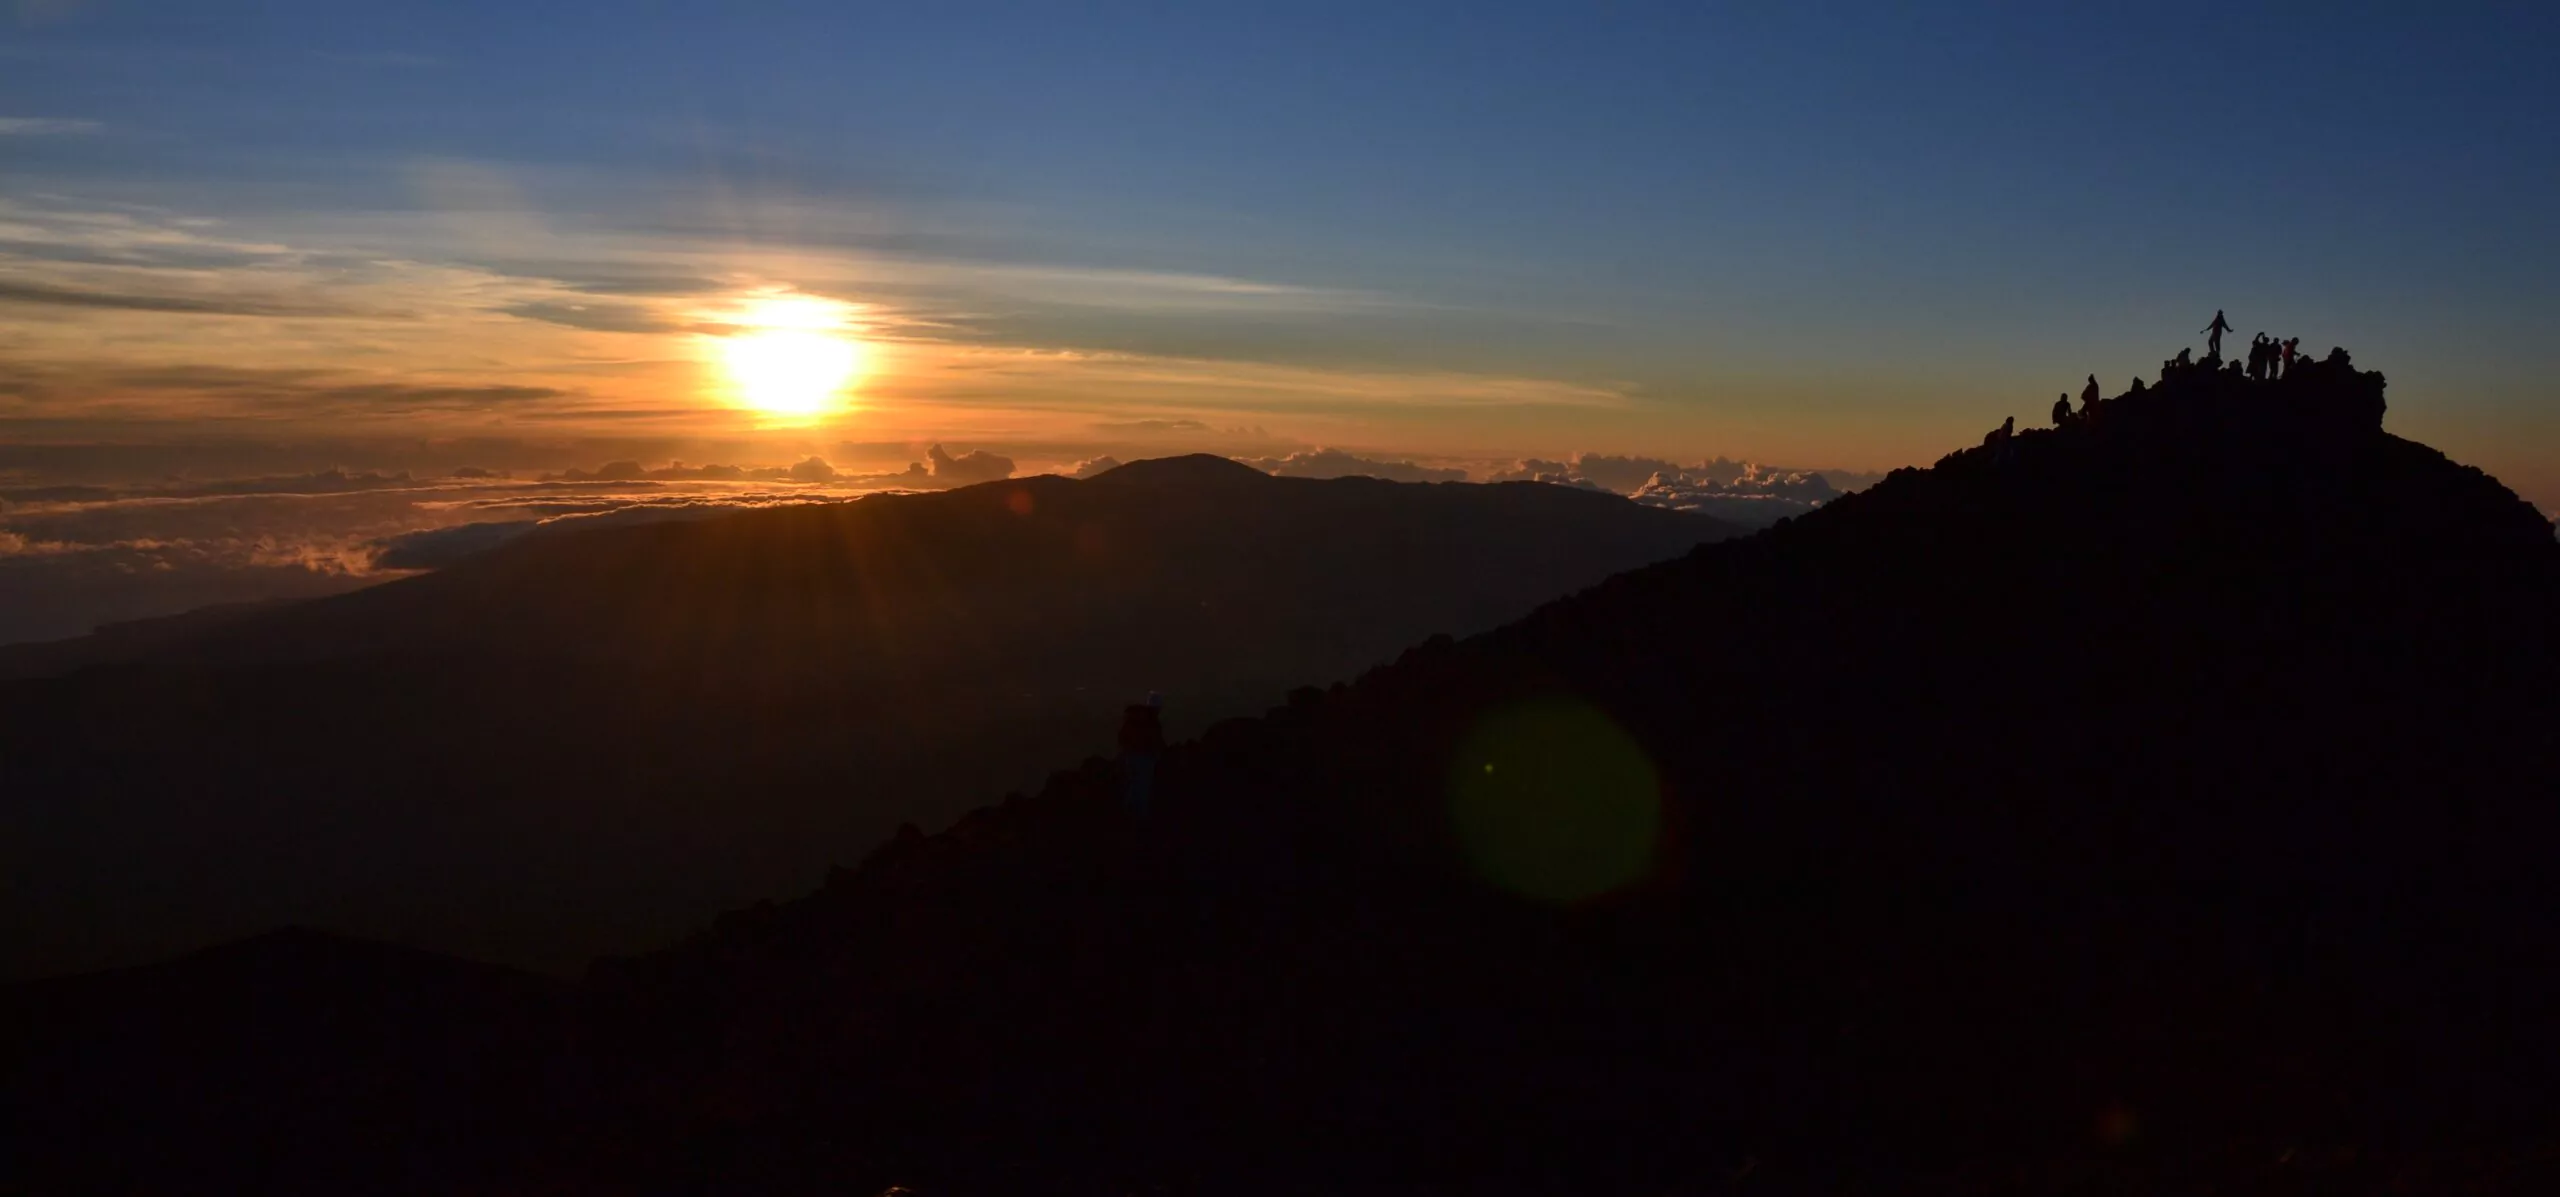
[1482,452,1882,528]
[0,472,885,645]
[1242,449,1469,484]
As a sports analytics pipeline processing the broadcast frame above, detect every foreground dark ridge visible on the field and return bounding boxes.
[10,353,2560,1195]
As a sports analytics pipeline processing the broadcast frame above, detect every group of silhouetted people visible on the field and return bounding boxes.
[2052,373,2104,429]
[2138,309,2332,389]
[2246,332,2301,382]
[2034,311,2347,443]
[2193,310,2306,381]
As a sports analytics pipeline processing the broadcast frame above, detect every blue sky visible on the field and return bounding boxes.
[3,0,2555,501]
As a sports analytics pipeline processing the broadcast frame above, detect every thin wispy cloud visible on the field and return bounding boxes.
[873,261,1384,314]
[11,0,89,26]
[0,117,101,136]
[0,184,1628,445]
[311,50,445,70]
[947,349,1632,411]
[0,278,379,318]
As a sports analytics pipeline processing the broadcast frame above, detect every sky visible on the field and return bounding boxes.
[2,1,2556,639]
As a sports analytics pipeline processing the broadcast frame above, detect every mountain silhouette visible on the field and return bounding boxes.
[10,357,2559,1194]
[0,599,291,682]
[1082,451,1276,488]
[542,355,2560,1193]
[0,467,1734,977]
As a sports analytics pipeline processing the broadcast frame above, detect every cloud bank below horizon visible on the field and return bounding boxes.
[0,440,1886,646]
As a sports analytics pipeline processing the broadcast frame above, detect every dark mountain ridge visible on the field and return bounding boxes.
[0,599,290,682]
[536,353,2560,1193]
[0,468,1734,977]
[72,457,1703,683]
[1083,451,1274,488]
[10,354,2559,1194]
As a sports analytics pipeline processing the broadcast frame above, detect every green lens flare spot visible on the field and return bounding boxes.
[1447,697,1662,904]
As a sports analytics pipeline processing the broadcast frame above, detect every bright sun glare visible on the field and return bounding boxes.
[713,294,866,421]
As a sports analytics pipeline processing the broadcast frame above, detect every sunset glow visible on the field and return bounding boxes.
[712,294,867,421]
[6,7,2558,1191]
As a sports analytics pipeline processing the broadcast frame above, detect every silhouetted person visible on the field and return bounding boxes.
[2248,334,2270,381]
[2052,393,2073,427]
[1119,693,1165,818]
[2281,336,2299,376]
[2203,310,2234,358]
[2082,374,2101,408]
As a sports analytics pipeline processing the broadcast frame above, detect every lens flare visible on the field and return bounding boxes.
[1447,696,1663,904]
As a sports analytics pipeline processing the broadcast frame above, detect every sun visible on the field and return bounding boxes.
[710,293,867,421]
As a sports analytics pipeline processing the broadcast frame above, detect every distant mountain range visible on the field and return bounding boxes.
[0,457,1734,977]
[9,357,2559,1195]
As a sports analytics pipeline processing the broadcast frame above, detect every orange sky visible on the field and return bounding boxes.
[0,182,2550,508]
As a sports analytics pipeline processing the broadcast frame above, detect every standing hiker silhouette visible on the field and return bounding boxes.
[2203,310,2234,359]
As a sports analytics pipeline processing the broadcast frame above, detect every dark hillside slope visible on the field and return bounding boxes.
[567,355,2560,1192]
[11,357,2557,1195]
[0,463,1732,976]
[3,929,565,1197]
[0,599,286,681]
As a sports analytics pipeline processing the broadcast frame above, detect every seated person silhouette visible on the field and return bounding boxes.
[1989,415,2018,464]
